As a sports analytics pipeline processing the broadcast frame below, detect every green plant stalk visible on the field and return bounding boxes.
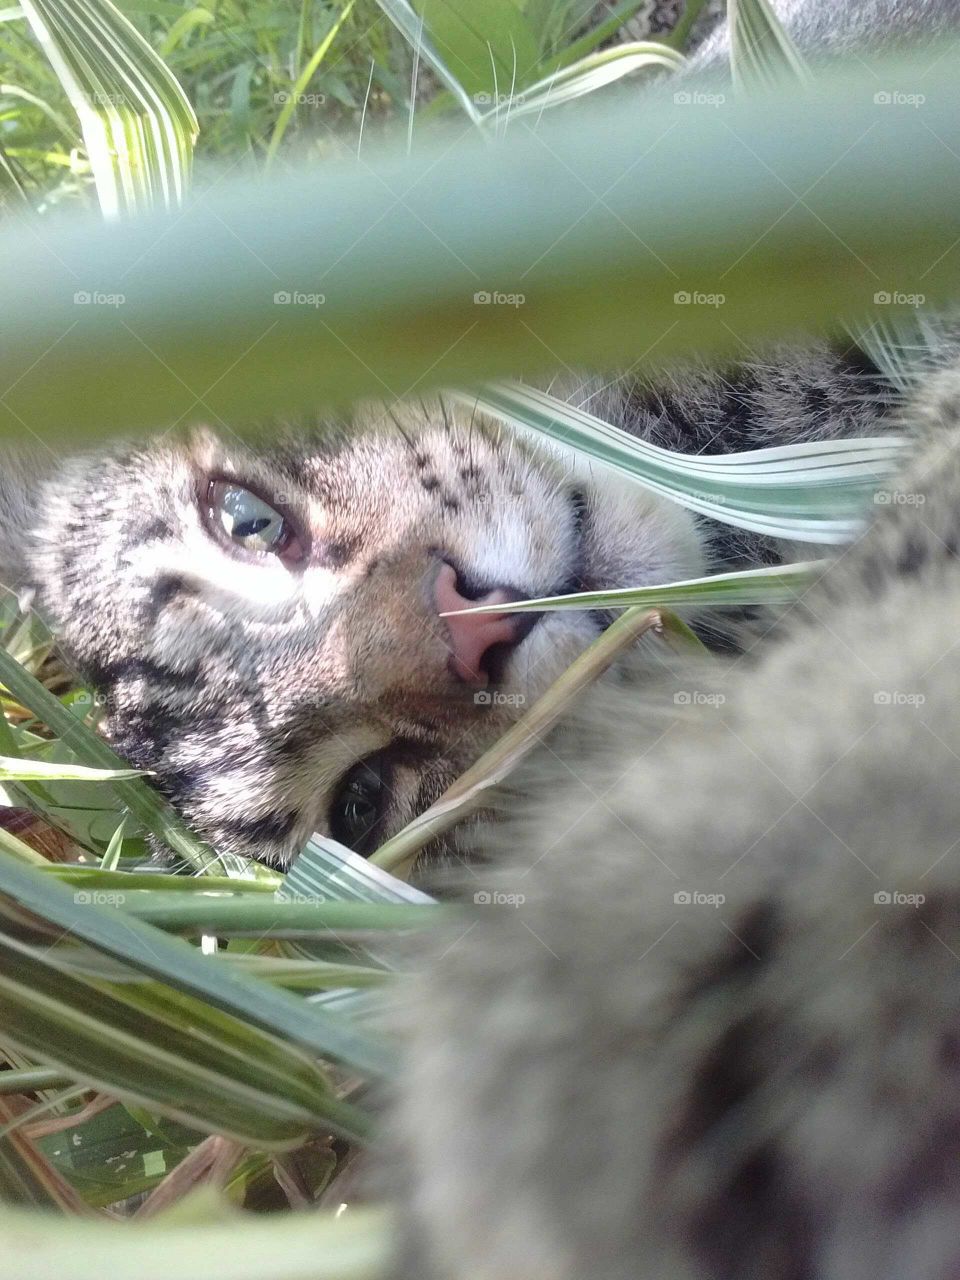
[265,0,356,167]
[3,53,960,440]
[43,868,280,892]
[372,606,666,874]
[0,1067,73,1095]
[106,894,444,935]
[665,0,710,50]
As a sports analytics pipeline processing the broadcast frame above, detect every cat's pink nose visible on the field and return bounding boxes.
[434,561,536,687]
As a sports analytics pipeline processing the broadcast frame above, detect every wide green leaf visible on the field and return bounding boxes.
[411,0,540,97]
[465,383,904,541]
[0,1202,390,1280]
[3,53,960,440]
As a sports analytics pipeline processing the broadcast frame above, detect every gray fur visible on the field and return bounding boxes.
[692,0,960,68]
[387,359,960,1280]
[384,2,960,1277]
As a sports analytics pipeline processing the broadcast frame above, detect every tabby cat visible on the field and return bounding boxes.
[0,345,907,869]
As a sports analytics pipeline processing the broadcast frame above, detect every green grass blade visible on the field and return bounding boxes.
[464,383,903,542]
[0,648,242,875]
[0,1095,93,1211]
[265,0,356,167]
[102,893,442,936]
[729,0,812,92]
[0,755,144,782]
[4,53,960,439]
[555,0,669,67]
[483,42,683,121]
[0,850,395,1078]
[0,935,366,1145]
[374,0,482,123]
[19,0,197,217]
[439,559,823,614]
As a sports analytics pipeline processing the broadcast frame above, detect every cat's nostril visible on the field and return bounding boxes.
[434,561,540,687]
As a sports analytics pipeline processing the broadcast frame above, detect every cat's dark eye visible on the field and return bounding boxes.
[204,479,306,564]
[329,752,391,856]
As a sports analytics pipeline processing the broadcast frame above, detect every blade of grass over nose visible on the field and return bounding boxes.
[371,607,689,876]
[439,560,823,615]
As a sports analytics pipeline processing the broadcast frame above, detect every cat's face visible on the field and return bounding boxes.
[29,399,703,868]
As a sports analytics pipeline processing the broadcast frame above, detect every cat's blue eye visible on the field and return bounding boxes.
[205,479,306,564]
